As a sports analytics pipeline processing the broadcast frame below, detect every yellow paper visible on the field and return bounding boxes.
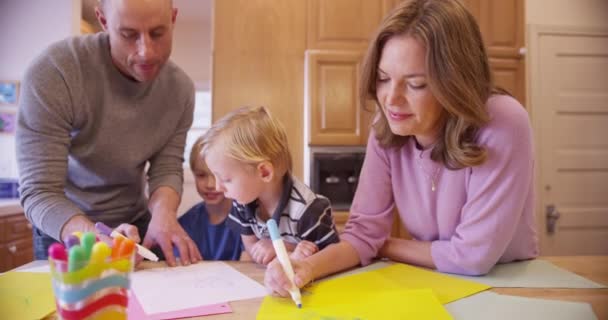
[257,263,490,319]
[257,288,452,320]
[0,272,56,320]
[309,263,489,304]
[373,263,491,303]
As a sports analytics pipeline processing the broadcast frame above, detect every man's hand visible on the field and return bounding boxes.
[145,187,202,266]
[59,215,96,241]
[142,212,201,267]
[250,238,276,265]
[290,240,318,261]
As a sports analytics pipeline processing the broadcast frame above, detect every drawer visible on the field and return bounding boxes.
[0,216,5,242]
[0,237,34,272]
[4,213,32,242]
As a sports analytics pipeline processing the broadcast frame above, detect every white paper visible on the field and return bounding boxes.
[16,264,51,273]
[449,260,606,288]
[446,291,598,320]
[131,261,266,314]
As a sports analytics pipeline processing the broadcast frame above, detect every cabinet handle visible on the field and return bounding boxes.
[9,245,17,254]
[325,176,340,184]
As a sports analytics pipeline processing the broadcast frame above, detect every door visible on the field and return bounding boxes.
[531,27,608,255]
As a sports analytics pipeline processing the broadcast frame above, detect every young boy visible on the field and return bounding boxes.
[177,136,245,260]
[201,106,339,265]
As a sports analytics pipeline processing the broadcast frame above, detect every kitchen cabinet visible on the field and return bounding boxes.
[307,0,393,50]
[0,207,33,272]
[465,0,526,104]
[306,50,373,145]
[213,0,307,178]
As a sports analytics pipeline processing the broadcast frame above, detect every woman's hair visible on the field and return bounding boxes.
[201,106,293,175]
[360,0,496,169]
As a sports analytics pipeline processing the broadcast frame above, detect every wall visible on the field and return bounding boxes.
[0,0,80,178]
[172,19,212,89]
[526,0,608,27]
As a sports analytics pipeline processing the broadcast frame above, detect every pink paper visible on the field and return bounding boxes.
[127,293,232,320]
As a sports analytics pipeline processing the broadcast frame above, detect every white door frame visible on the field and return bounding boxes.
[527,24,608,254]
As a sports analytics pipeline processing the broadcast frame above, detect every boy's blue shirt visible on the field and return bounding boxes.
[177,202,243,261]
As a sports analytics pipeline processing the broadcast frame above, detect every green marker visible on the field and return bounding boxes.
[80,232,96,261]
[68,245,87,272]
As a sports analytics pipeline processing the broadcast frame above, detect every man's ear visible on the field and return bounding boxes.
[257,161,274,182]
[95,6,108,31]
[171,8,178,24]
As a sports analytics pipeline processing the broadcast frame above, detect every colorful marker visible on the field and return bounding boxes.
[64,234,80,249]
[90,242,112,264]
[94,222,159,261]
[68,245,87,272]
[267,219,302,308]
[80,232,96,260]
[48,242,68,271]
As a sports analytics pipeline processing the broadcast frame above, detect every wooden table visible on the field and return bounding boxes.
[142,256,608,319]
[28,256,607,319]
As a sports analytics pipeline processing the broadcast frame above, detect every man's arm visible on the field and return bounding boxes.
[16,49,90,241]
[141,82,200,266]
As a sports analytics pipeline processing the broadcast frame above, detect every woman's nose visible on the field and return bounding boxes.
[386,82,406,106]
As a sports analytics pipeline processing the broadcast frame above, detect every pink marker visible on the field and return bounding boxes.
[48,242,68,272]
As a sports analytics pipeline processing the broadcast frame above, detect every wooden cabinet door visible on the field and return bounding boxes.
[463,0,526,104]
[213,0,307,178]
[0,212,33,272]
[306,50,372,145]
[490,57,525,106]
[307,0,393,50]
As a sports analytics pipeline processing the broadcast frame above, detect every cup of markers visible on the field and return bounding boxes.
[48,231,136,320]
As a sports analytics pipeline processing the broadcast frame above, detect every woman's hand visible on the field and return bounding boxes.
[290,240,318,260]
[264,258,314,297]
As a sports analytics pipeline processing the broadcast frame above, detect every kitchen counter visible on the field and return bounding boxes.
[0,198,22,217]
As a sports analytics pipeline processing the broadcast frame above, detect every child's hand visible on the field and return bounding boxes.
[290,240,318,260]
[251,238,276,265]
[264,258,314,297]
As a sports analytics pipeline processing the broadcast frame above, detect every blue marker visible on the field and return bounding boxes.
[267,219,302,308]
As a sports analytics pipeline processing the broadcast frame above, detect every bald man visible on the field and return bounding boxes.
[16,0,202,267]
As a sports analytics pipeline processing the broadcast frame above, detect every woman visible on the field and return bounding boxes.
[266,0,538,296]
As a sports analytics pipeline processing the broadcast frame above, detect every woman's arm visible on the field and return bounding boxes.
[378,238,435,269]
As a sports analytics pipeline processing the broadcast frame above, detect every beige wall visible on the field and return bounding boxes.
[171,16,212,89]
[0,0,79,179]
[526,0,608,27]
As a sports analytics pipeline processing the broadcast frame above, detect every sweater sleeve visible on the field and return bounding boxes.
[340,133,396,266]
[147,81,194,196]
[16,52,85,241]
[431,96,535,275]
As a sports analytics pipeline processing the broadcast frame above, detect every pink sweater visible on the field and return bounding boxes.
[341,95,539,275]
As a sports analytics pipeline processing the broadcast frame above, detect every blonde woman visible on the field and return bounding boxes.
[266,0,538,296]
[202,106,339,265]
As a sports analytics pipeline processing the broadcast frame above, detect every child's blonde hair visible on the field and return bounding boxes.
[201,106,292,175]
[189,135,206,170]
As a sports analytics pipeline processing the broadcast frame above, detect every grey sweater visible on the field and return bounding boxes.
[16,33,194,240]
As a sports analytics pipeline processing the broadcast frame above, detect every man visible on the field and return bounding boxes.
[16,0,201,267]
